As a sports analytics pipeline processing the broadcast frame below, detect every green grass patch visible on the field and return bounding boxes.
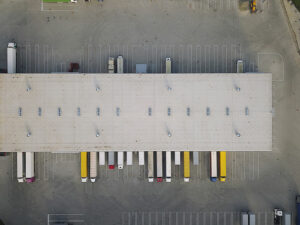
[43,0,69,2]
[292,0,300,11]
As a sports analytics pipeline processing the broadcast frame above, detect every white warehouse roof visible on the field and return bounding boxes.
[0,73,272,152]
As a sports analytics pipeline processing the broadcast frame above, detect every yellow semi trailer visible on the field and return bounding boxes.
[219,151,226,182]
[184,151,190,182]
[81,152,88,182]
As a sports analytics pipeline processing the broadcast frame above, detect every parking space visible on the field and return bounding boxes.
[121,211,274,225]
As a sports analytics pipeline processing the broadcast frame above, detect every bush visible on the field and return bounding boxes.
[293,0,300,11]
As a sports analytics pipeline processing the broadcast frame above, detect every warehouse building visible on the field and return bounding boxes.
[0,73,272,152]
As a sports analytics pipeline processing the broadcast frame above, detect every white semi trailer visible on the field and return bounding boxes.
[126,152,133,165]
[7,42,17,74]
[17,152,24,183]
[210,151,217,182]
[118,152,124,169]
[99,152,105,166]
[25,152,35,183]
[117,56,124,73]
[90,152,97,182]
[175,151,181,165]
[138,152,144,165]
[156,151,163,182]
[165,151,171,182]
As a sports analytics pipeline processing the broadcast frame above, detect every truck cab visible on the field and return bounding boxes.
[274,209,283,225]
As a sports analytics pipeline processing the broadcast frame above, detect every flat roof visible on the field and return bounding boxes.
[0,73,272,152]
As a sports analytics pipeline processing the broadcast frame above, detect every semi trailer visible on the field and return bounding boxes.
[117,56,123,73]
[108,152,115,169]
[175,152,181,165]
[81,152,88,182]
[126,152,133,165]
[148,151,154,182]
[108,57,115,73]
[297,196,300,225]
[210,151,217,182]
[193,152,199,165]
[118,152,123,169]
[90,152,97,182]
[17,152,24,183]
[165,151,171,182]
[184,151,190,182]
[25,152,35,183]
[7,42,16,74]
[241,212,249,225]
[219,151,226,182]
[138,152,144,165]
[99,152,105,165]
[166,58,171,73]
[156,151,163,182]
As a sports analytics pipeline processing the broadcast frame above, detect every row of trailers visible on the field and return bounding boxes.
[80,151,227,183]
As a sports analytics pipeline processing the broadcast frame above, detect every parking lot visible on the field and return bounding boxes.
[0,0,300,224]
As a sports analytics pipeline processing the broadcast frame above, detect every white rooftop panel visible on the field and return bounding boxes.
[0,73,272,152]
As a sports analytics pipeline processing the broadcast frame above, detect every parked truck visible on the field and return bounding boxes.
[165,151,171,182]
[108,57,115,73]
[175,151,181,165]
[25,152,35,183]
[237,60,244,73]
[274,208,283,225]
[249,213,256,225]
[81,152,88,182]
[90,152,97,182]
[148,151,154,182]
[284,213,291,225]
[17,152,24,183]
[193,152,199,165]
[126,152,133,165]
[118,152,123,169]
[165,58,171,73]
[156,151,163,182]
[139,152,144,165]
[108,152,115,169]
[184,151,190,182]
[297,196,300,225]
[219,151,226,182]
[241,212,249,225]
[117,56,123,73]
[210,151,217,182]
[7,42,16,74]
[99,152,105,166]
